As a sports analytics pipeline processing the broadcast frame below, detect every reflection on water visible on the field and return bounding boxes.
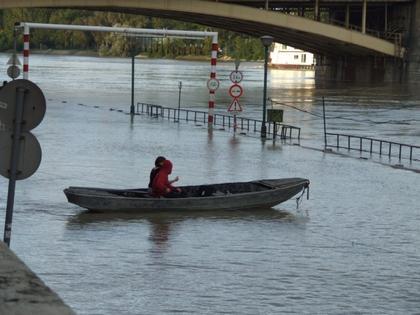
[67,208,299,258]
[148,217,171,254]
[67,207,294,227]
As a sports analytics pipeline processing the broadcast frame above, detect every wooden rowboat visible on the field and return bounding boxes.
[63,178,309,213]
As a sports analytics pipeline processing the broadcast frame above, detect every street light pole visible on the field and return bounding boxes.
[131,44,135,115]
[260,35,273,138]
[177,81,182,122]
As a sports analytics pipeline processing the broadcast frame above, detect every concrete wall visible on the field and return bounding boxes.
[0,242,77,315]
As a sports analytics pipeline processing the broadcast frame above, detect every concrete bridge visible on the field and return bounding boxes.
[1,0,419,82]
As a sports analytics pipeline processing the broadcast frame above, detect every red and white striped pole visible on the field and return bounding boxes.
[208,34,218,126]
[23,25,30,80]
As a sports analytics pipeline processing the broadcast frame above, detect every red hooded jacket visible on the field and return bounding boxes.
[152,160,176,198]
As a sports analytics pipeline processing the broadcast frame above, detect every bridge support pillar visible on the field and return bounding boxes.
[315,55,404,83]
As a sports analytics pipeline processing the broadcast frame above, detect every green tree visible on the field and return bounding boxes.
[0,8,266,60]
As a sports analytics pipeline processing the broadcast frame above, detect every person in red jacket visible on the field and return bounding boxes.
[152,159,183,198]
[147,156,179,196]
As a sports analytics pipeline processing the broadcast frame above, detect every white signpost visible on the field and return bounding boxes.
[228,70,244,131]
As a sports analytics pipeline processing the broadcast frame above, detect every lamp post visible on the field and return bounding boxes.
[130,43,137,115]
[260,35,273,138]
[128,40,142,116]
[176,81,182,122]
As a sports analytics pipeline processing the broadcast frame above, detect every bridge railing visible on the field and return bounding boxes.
[328,18,381,37]
[326,133,420,162]
[327,17,404,47]
[137,102,301,140]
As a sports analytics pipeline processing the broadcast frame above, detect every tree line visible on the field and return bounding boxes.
[0,8,266,60]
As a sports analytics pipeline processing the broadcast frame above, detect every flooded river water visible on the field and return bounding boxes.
[0,54,419,314]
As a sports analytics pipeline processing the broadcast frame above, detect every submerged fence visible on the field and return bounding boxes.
[137,102,301,140]
[136,102,420,163]
[326,133,420,161]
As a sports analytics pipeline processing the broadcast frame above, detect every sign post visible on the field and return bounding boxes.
[3,86,25,247]
[0,79,46,247]
[177,81,182,122]
[228,70,244,132]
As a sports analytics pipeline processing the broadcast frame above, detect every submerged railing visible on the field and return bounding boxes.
[137,102,301,140]
[326,133,420,161]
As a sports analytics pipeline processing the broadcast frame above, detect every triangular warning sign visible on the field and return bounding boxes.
[7,54,21,65]
[228,99,243,112]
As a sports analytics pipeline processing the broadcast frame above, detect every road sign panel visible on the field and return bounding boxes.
[234,57,241,71]
[228,99,243,112]
[0,130,42,180]
[229,84,243,98]
[0,79,46,132]
[7,54,21,65]
[230,70,243,83]
[207,78,220,91]
[7,65,20,79]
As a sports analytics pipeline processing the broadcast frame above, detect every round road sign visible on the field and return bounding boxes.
[229,84,243,98]
[230,70,243,83]
[7,65,20,79]
[0,130,42,180]
[207,78,220,91]
[0,79,46,132]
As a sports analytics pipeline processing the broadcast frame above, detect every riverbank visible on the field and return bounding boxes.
[4,49,251,62]
[0,242,77,315]
[29,49,100,57]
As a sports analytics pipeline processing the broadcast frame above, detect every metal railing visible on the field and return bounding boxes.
[325,18,402,45]
[326,133,420,161]
[137,102,301,140]
[328,18,381,38]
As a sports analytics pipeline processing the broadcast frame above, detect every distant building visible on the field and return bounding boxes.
[269,43,315,70]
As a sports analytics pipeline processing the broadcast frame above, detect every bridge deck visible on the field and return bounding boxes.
[1,0,405,58]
